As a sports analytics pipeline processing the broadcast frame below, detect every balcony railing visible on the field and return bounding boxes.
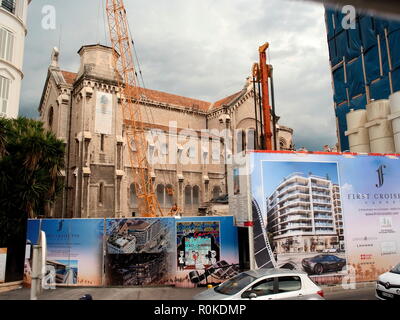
[313,199,331,204]
[312,192,331,197]
[280,206,310,214]
[281,223,313,231]
[315,222,333,227]
[311,183,329,189]
[280,215,311,223]
[279,191,310,203]
[1,0,16,14]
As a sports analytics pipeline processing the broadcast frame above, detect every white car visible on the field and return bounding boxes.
[376,263,400,300]
[193,269,325,300]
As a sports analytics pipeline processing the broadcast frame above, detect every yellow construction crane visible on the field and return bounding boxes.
[105,0,162,217]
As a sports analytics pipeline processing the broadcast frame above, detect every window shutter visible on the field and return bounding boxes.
[0,76,11,116]
[0,27,14,62]
[0,28,6,60]
[6,32,14,62]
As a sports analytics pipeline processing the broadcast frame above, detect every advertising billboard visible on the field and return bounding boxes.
[104,218,176,286]
[95,92,113,135]
[25,219,104,286]
[24,216,239,287]
[249,151,400,284]
[175,216,240,287]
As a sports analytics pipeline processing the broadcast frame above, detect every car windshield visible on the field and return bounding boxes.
[390,263,400,274]
[214,273,257,296]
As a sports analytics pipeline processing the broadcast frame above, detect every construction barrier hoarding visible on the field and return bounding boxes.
[246,151,400,285]
[25,216,239,287]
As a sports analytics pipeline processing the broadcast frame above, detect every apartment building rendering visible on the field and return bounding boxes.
[266,172,344,254]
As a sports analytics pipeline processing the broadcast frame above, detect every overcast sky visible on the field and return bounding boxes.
[20,0,337,151]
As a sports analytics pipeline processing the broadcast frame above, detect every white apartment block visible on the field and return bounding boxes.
[266,172,344,254]
[0,0,30,118]
[332,184,345,249]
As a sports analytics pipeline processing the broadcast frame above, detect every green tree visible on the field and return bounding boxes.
[0,117,65,245]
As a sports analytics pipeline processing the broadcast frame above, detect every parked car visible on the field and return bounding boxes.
[302,254,346,275]
[193,269,325,300]
[376,263,400,300]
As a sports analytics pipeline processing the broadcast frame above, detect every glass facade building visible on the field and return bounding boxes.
[325,7,400,151]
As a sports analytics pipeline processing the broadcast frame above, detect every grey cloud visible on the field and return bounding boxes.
[20,0,337,150]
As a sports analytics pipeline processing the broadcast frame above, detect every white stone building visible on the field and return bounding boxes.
[0,0,30,118]
[266,173,344,253]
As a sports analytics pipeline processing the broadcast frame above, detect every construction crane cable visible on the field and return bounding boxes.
[122,1,177,212]
[129,37,177,199]
[102,0,108,45]
[106,0,162,217]
[127,32,175,200]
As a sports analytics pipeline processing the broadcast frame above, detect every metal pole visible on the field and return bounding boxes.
[270,68,278,151]
[257,80,264,148]
[259,43,273,150]
[252,76,259,150]
[30,244,40,300]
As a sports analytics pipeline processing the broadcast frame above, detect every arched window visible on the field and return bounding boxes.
[193,186,200,205]
[185,185,192,206]
[247,128,256,150]
[236,130,246,153]
[184,185,200,210]
[279,138,287,150]
[129,183,137,208]
[165,184,174,207]
[48,107,54,129]
[157,184,165,207]
[99,182,104,205]
[0,27,15,62]
[212,186,222,200]
[0,76,11,116]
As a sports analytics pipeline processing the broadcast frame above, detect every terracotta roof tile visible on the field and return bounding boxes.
[61,71,77,85]
[59,70,211,111]
[139,87,211,111]
[211,90,243,110]
[59,70,243,113]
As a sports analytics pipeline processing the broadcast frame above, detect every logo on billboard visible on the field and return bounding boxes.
[375,165,386,188]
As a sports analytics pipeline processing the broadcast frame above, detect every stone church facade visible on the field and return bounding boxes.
[38,44,293,218]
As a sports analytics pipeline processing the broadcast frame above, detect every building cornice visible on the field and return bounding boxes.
[0,58,23,78]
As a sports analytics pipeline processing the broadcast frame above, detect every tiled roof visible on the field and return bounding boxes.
[59,70,242,112]
[61,71,77,85]
[139,87,211,111]
[210,90,244,110]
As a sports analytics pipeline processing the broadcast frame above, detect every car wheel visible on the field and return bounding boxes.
[313,264,324,275]
[281,263,297,270]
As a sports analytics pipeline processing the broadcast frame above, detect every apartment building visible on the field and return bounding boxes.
[325,7,400,151]
[0,0,30,118]
[332,184,345,250]
[266,172,344,254]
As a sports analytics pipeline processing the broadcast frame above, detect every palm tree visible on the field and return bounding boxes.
[0,117,10,158]
[0,117,65,241]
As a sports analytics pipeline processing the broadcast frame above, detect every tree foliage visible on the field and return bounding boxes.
[0,117,65,245]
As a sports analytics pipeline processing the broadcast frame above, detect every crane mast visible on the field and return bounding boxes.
[259,42,273,151]
[106,0,161,217]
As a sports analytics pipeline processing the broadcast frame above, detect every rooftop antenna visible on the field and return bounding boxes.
[58,24,62,55]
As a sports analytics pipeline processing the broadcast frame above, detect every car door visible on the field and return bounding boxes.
[323,255,335,272]
[332,255,345,270]
[240,277,276,300]
[269,276,304,300]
